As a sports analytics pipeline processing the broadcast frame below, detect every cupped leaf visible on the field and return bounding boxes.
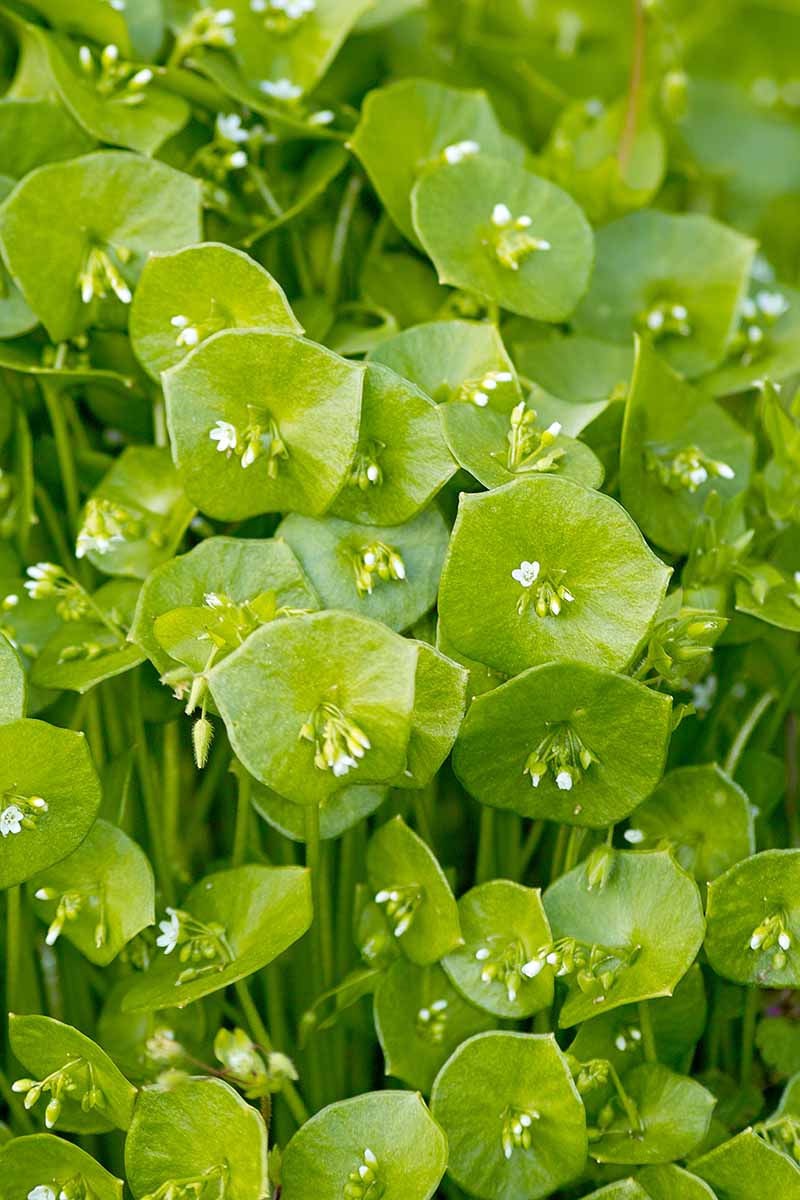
[692,1128,800,1200]
[130,242,301,381]
[251,778,387,842]
[589,1063,715,1164]
[280,1090,447,1200]
[375,958,495,1093]
[705,849,800,988]
[329,362,456,526]
[277,506,448,633]
[164,328,364,520]
[453,661,672,828]
[581,1185,648,1200]
[412,155,594,321]
[350,77,525,245]
[0,150,202,342]
[0,718,101,890]
[0,630,25,722]
[442,879,554,1018]
[9,1014,137,1133]
[28,818,155,966]
[512,333,633,437]
[639,1164,717,1199]
[129,535,319,677]
[394,641,467,790]
[573,209,755,378]
[0,176,37,339]
[32,580,144,693]
[543,849,705,1027]
[620,338,753,555]
[125,1076,267,1200]
[367,815,461,965]
[0,1133,122,1200]
[431,1031,587,1200]
[122,864,311,1011]
[625,764,754,885]
[208,611,418,805]
[438,475,671,677]
[734,563,800,632]
[0,97,93,181]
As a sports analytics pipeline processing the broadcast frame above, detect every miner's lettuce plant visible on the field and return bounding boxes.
[0,3,799,1200]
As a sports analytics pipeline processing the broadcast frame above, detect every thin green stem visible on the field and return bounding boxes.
[34,483,76,570]
[163,721,181,868]
[130,672,173,905]
[41,378,80,533]
[475,806,495,883]
[740,986,759,1087]
[637,1002,657,1063]
[724,690,777,777]
[550,824,570,883]
[5,885,21,1016]
[516,819,545,880]
[234,978,309,1127]
[618,0,646,174]
[786,712,799,849]
[0,1062,33,1133]
[233,769,251,867]
[325,174,363,306]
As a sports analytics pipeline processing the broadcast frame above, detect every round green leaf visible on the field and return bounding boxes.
[454,662,672,828]
[329,362,456,526]
[28,818,154,965]
[251,778,387,842]
[277,506,448,633]
[164,328,364,520]
[431,1031,587,1200]
[9,1014,137,1133]
[121,864,311,1011]
[0,630,25,723]
[582,1185,648,1200]
[639,1164,717,1200]
[32,580,144,694]
[0,1134,122,1200]
[130,242,302,381]
[208,611,418,805]
[412,155,593,322]
[573,210,756,378]
[394,641,468,790]
[0,176,37,338]
[350,77,525,246]
[0,718,101,890]
[625,764,755,885]
[367,815,462,965]
[620,338,754,555]
[512,334,633,438]
[692,1128,800,1200]
[0,150,202,342]
[125,1076,267,1200]
[589,1063,715,1164]
[0,98,93,181]
[442,879,554,1018]
[438,475,671,677]
[544,849,705,1027]
[705,849,800,988]
[374,959,496,1093]
[280,1090,447,1200]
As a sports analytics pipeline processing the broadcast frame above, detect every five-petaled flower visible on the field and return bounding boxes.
[156,907,182,955]
[512,560,540,588]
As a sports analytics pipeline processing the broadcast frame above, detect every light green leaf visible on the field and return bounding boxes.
[32,580,144,693]
[394,641,467,790]
[705,849,800,988]
[0,1134,122,1200]
[589,1063,715,1164]
[251,778,387,842]
[0,630,25,723]
[692,1128,800,1200]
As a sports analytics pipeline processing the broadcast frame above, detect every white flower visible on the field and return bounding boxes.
[229,150,248,170]
[545,422,562,437]
[217,113,249,143]
[79,44,93,70]
[130,68,153,86]
[521,958,543,978]
[216,8,235,23]
[750,932,764,950]
[555,771,573,791]
[259,78,303,101]
[443,139,480,164]
[204,592,225,608]
[209,420,238,454]
[512,560,540,588]
[491,202,512,226]
[688,466,708,487]
[475,947,490,961]
[716,462,735,480]
[156,908,181,954]
[624,828,645,844]
[28,1188,57,1200]
[756,290,788,319]
[240,443,257,469]
[332,754,358,778]
[366,464,380,483]
[24,563,61,599]
[646,309,665,331]
[779,931,792,951]
[473,390,489,407]
[308,109,335,126]
[0,805,24,837]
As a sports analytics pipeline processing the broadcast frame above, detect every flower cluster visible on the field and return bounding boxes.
[512,558,575,618]
[374,883,424,938]
[13,1058,107,1128]
[486,203,551,271]
[299,700,372,777]
[0,791,48,838]
[646,443,736,493]
[208,409,288,474]
[505,402,563,473]
[347,541,407,597]
[155,906,235,985]
[77,42,154,105]
[457,368,514,408]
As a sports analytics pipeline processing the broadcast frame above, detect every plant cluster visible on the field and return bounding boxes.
[0,1,799,1199]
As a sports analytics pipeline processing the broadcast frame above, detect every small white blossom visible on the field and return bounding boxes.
[443,139,480,164]
[750,931,764,950]
[259,78,303,101]
[156,907,181,954]
[28,1189,57,1200]
[624,828,645,844]
[131,67,153,86]
[492,202,512,226]
[512,560,540,588]
[779,931,792,951]
[521,958,543,978]
[308,109,335,126]
[209,420,238,454]
[332,754,358,778]
[756,290,789,319]
[241,443,257,469]
[555,770,573,791]
[0,805,24,837]
[229,150,248,169]
[217,112,249,143]
[716,462,735,480]
[545,421,562,437]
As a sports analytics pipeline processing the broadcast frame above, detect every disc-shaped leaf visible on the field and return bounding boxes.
[705,849,800,987]
[0,1134,122,1200]
[0,97,93,181]
[412,155,594,321]
[573,210,755,378]
[0,578,62,715]
[442,880,554,1018]
[639,1164,717,1200]
[431,1031,587,1200]
[121,864,311,1011]
[589,1063,715,1164]
[454,662,672,828]
[625,764,754,885]
[209,612,418,805]
[544,850,705,1026]
[280,1090,447,1200]
[9,1014,137,1133]
[438,475,671,677]
[394,641,468,790]
[512,334,633,438]
[692,1128,800,1199]
[125,1076,267,1200]
[129,535,319,676]
[0,176,37,339]
[28,818,154,965]
[329,362,456,525]
[366,816,462,965]
[350,77,525,245]
[164,328,364,520]
[32,580,144,693]
[374,959,496,1093]
[0,151,202,342]
[277,507,448,633]
[130,242,301,381]
[0,718,101,890]
[369,319,521,407]
[0,631,25,723]
[620,339,754,555]
[582,1185,648,1200]
[251,778,387,842]
[734,565,800,632]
